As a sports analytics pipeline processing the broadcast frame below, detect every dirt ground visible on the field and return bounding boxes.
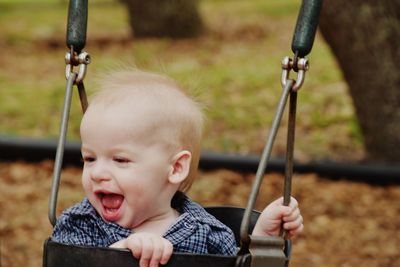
[0,161,399,267]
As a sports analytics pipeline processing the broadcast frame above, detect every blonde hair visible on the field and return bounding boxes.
[88,69,203,192]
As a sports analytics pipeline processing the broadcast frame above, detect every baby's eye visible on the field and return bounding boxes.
[113,157,131,164]
[82,156,96,163]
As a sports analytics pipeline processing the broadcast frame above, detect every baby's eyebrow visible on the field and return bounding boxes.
[109,146,135,154]
[80,145,93,153]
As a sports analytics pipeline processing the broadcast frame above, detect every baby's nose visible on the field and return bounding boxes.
[90,162,112,182]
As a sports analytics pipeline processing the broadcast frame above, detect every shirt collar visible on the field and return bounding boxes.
[179,194,227,228]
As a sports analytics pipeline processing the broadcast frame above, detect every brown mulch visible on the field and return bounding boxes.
[0,161,399,267]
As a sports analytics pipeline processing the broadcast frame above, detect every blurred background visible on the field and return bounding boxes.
[0,0,399,266]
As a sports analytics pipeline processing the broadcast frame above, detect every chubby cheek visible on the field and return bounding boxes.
[81,171,94,198]
[121,179,156,211]
[81,173,103,216]
[122,181,145,201]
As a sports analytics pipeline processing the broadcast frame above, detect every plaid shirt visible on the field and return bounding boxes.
[52,193,237,255]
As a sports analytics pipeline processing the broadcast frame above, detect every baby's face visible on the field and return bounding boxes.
[80,104,176,229]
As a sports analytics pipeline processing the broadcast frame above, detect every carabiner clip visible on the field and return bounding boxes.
[281,56,309,91]
[65,51,91,84]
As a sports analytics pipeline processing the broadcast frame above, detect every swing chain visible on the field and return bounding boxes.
[281,56,309,91]
[65,47,91,84]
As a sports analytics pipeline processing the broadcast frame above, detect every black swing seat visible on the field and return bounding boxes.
[43,206,290,267]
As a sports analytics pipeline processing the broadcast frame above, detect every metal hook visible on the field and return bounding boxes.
[65,51,91,84]
[280,56,309,91]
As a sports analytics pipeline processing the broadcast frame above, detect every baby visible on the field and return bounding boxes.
[52,69,303,267]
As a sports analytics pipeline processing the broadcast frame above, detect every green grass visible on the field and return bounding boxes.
[0,0,364,160]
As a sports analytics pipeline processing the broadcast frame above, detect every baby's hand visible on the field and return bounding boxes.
[110,233,173,267]
[252,196,304,238]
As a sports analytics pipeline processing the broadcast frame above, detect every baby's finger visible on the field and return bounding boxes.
[288,197,299,209]
[288,222,304,237]
[283,207,300,222]
[274,196,284,205]
[128,236,143,259]
[139,258,151,267]
[140,237,154,263]
[149,238,164,267]
[109,238,126,248]
[160,239,173,265]
[283,214,303,232]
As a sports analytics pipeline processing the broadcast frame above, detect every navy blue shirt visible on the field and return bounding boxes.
[52,193,237,255]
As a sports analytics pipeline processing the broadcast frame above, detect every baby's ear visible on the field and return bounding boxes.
[168,150,192,184]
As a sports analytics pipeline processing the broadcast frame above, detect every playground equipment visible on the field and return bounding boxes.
[43,1,323,266]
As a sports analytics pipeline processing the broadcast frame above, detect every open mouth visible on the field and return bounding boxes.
[95,191,124,221]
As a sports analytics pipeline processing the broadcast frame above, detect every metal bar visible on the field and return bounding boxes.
[77,82,88,113]
[48,73,77,226]
[239,80,294,251]
[283,91,297,206]
[280,91,298,240]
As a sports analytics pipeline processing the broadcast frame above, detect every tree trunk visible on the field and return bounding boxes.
[121,0,203,38]
[318,0,400,163]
